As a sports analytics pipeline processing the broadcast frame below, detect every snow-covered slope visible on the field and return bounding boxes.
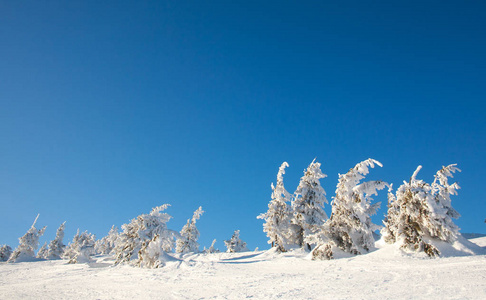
[1,237,485,299]
[470,236,486,247]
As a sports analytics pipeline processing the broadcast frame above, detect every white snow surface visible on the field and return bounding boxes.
[1,237,486,299]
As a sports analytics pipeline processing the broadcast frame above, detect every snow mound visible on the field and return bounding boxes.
[470,236,486,247]
[431,235,486,257]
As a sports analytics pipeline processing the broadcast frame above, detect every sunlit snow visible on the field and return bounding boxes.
[1,237,485,299]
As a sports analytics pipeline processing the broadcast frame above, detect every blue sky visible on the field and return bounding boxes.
[1,1,485,250]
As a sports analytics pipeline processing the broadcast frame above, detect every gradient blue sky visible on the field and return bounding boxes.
[1,1,485,250]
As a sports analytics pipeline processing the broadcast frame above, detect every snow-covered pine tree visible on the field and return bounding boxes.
[224,230,248,253]
[381,184,399,244]
[0,245,12,262]
[313,159,386,260]
[257,162,293,252]
[381,164,461,257]
[8,214,46,263]
[430,164,461,241]
[45,222,66,259]
[176,206,204,253]
[37,242,48,259]
[113,204,178,268]
[95,225,119,255]
[290,159,328,250]
[204,239,220,254]
[381,166,439,256]
[63,229,96,263]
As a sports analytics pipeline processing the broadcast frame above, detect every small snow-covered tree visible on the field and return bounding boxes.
[204,239,220,254]
[0,245,12,262]
[224,230,248,253]
[381,164,461,257]
[95,225,119,255]
[8,214,46,263]
[258,162,293,252]
[113,204,178,267]
[37,242,48,259]
[63,229,96,263]
[290,159,328,250]
[313,159,386,260]
[138,234,178,268]
[176,206,204,253]
[45,222,66,259]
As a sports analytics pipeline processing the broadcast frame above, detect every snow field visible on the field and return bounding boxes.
[1,237,485,299]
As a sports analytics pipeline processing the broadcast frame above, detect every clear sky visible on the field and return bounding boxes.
[1,1,485,251]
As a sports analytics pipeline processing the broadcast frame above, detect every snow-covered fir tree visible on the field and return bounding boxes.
[290,159,328,250]
[430,164,462,241]
[37,242,48,259]
[63,229,96,263]
[8,214,46,263]
[257,162,293,252]
[224,230,248,253]
[381,184,399,244]
[204,239,220,254]
[0,245,12,262]
[381,164,461,257]
[45,222,66,259]
[113,204,178,268]
[176,206,204,253]
[313,159,386,260]
[95,225,119,255]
